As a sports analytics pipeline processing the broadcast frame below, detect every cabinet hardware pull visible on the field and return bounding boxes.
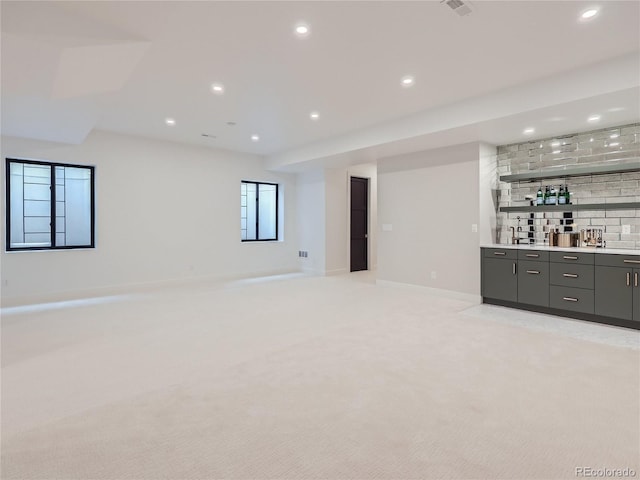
[623,259,640,264]
[493,252,506,256]
[513,263,516,275]
[563,256,578,260]
[635,272,638,288]
[562,273,578,278]
[525,254,539,258]
[627,272,631,286]
[526,270,540,274]
[563,297,578,302]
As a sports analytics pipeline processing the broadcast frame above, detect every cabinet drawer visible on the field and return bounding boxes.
[550,286,594,314]
[549,263,594,289]
[517,250,550,261]
[483,248,517,260]
[549,251,594,265]
[594,254,640,268]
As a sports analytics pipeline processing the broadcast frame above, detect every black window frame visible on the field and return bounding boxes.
[241,180,279,242]
[5,158,96,252]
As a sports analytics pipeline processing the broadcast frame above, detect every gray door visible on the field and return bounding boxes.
[482,258,517,302]
[517,260,549,307]
[350,177,368,272]
[594,266,633,320]
[634,268,640,322]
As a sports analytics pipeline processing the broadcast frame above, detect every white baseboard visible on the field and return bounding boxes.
[375,279,481,304]
[299,267,350,277]
[325,268,349,276]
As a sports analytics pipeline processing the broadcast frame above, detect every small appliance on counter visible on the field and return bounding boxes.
[548,230,579,247]
[580,228,604,248]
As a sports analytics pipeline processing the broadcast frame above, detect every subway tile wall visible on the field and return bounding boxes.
[496,123,640,250]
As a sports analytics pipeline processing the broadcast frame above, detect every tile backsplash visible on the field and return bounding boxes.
[496,123,640,250]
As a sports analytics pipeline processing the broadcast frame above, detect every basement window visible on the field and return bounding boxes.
[5,158,95,251]
[241,181,278,241]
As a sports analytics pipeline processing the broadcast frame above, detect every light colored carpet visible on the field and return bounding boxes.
[2,272,639,479]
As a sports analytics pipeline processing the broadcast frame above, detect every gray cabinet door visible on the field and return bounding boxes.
[517,260,549,307]
[594,266,633,320]
[634,269,640,322]
[482,258,517,302]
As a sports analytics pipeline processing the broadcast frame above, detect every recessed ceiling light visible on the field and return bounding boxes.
[251,135,260,142]
[610,133,619,139]
[551,141,560,147]
[609,142,620,147]
[553,150,561,154]
[587,114,601,122]
[310,111,320,120]
[165,118,176,126]
[211,83,225,95]
[523,128,535,135]
[294,23,310,37]
[608,107,625,112]
[401,75,415,88]
[580,8,599,20]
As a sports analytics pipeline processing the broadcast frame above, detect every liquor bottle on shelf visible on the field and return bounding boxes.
[536,186,544,206]
[544,186,550,205]
[564,184,571,205]
[558,185,566,205]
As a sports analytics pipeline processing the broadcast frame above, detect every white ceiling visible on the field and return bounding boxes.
[2,1,639,170]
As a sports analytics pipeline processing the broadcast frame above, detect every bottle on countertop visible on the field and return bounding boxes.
[558,185,566,205]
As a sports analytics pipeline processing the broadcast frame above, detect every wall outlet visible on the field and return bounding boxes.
[622,224,631,235]
[431,271,437,280]
[471,224,478,233]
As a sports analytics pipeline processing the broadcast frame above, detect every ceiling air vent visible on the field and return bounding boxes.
[441,0,473,17]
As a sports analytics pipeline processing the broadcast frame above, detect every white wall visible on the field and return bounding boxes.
[295,169,326,275]
[295,163,378,276]
[377,143,482,296]
[479,143,498,245]
[1,131,298,305]
[324,168,348,275]
[324,164,379,275]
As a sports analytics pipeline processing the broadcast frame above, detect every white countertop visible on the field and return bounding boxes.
[481,243,640,256]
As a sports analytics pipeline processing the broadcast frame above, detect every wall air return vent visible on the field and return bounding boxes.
[441,0,473,17]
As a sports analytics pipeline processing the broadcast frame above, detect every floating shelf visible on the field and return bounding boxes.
[500,202,640,213]
[500,162,640,183]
